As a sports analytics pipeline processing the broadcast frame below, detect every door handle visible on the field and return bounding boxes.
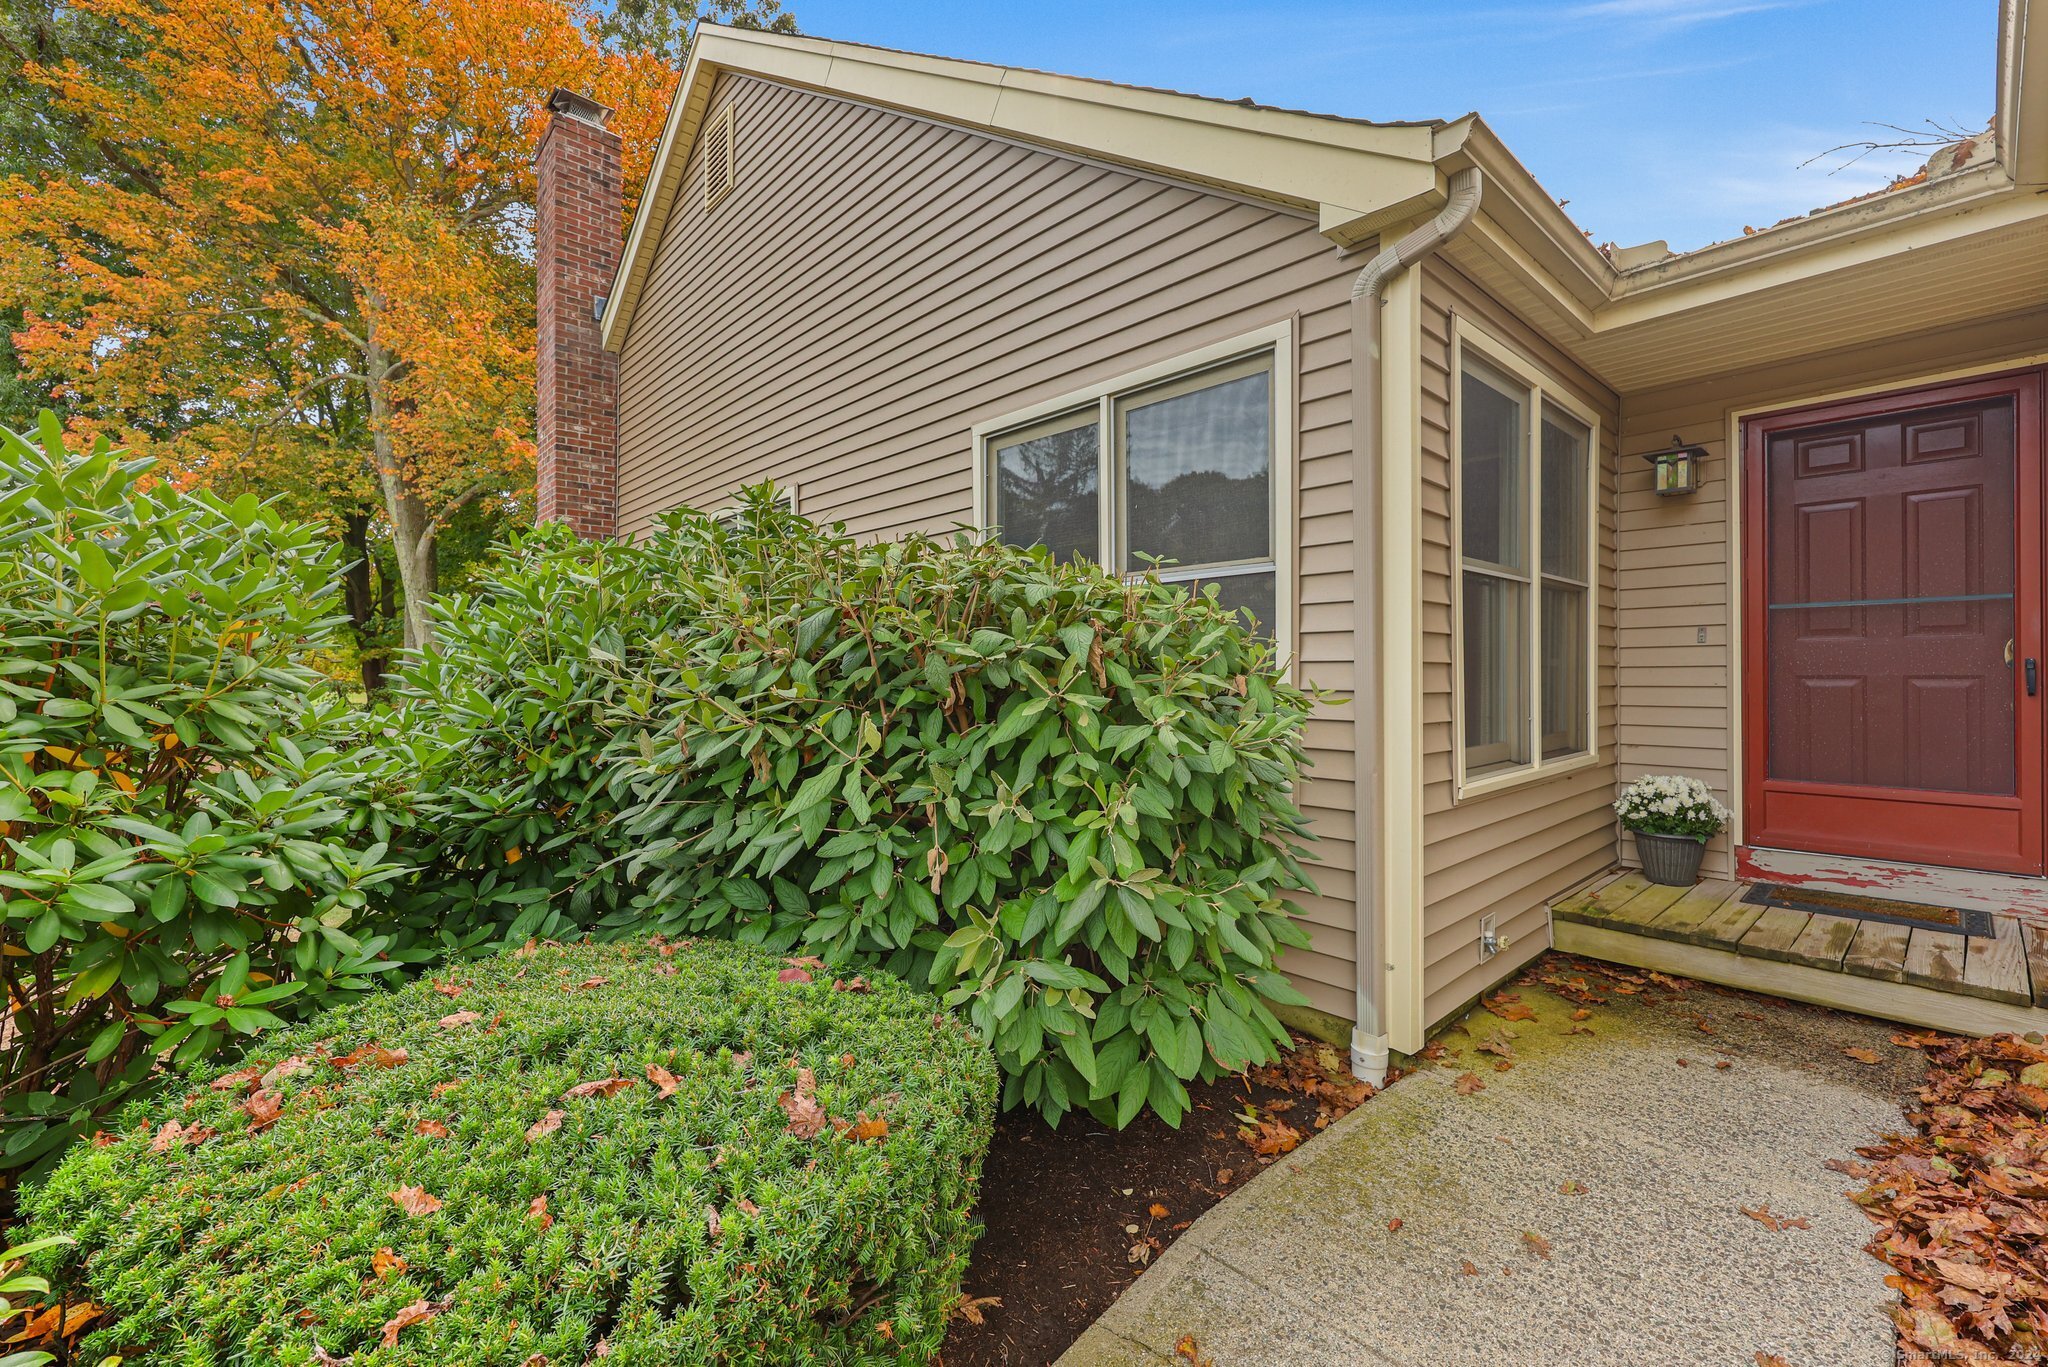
[2030,659,2038,697]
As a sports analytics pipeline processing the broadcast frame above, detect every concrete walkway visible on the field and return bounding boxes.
[1058,960,1926,1367]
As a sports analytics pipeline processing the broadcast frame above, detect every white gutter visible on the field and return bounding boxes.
[1347,167,1483,1085]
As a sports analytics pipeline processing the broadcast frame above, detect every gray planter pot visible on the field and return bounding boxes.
[1634,831,1707,887]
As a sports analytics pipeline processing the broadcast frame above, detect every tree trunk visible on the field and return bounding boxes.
[339,510,385,694]
[363,291,438,654]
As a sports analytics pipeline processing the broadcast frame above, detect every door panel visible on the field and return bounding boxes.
[1743,373,2044,874]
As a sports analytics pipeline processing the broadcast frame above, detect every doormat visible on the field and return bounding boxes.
[1741,883,1995,938]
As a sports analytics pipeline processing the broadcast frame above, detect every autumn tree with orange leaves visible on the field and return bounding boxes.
[0,0,785,663]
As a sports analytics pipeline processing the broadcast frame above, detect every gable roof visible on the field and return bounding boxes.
[603,7,2048,392]
[600,25,1468,351]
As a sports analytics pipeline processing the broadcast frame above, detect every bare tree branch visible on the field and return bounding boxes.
[1801,118,1987,174]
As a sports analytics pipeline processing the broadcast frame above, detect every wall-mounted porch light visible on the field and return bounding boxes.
[1643,436,1706,497]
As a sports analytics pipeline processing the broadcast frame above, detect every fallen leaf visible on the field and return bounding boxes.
[1386,1217,1404,1232]
[1755,1354,1792,1367]
[776,967,813,984]
[646,1064,680,1099]
[780,1066,828,1138]
[953,1294,1002,1326]
[1454,1072,1486,1096]
[333,1044,407,1071]
[1559,1180,1588,1195]
[415,1119,451,1139]
[211,1064,265,1093]
[561,1077,633,1101]
[438,1011,481,1029]
[7,1300,101,1343]
[572,977,608,991]
[1842,1046,1883,1065]
[379,1297,448,1348]
[1459,1259,1480,1276]
[848,1113,890,1142]
[372,1247,407,1280]
[1482,992,1537,1022]
[527,1194,552,1229]
[1740,1203,1809,1233]
[1521,1230,1552,1260]
[526,1109,566,1141]
[244,1089,283,1132]
[1148,1203,1171,1219]
[431,979,464,998]
[832,976,871,993]
[1241,1116,1302,1157]
[390,1186,442,1217]
[1215,1168,1234,1185]
[705,1205,722,1240]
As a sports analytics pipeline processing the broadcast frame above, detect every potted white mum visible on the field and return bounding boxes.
[1613,774,1730,887]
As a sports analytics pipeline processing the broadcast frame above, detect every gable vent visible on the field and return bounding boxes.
[703,104,736,211]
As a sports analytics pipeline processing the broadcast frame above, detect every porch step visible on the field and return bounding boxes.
[1552,869,2048,1036]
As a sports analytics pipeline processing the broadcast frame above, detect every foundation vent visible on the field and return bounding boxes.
[703,104,737,211]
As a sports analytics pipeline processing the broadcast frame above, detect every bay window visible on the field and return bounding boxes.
[1454,327,1597,792]
[978,334,1288,644]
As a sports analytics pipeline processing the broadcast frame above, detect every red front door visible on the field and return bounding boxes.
[1743,371,2047,874]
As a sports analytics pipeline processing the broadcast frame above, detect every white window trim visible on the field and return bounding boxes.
[969,321,1298,667]
[1449,316,1602,802]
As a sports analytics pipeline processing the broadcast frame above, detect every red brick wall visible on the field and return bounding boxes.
[535,92,622,539]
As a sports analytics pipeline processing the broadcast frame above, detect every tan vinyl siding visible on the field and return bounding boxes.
[614,73,1365,1020]
[1417,259,1622,1028]
[1615,307,2048,878]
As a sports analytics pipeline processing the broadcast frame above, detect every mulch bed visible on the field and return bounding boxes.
[1840,1030,2048,1365]
[941,1034,1375,1367]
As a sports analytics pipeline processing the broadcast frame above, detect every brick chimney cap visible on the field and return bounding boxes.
[547,89,615,128]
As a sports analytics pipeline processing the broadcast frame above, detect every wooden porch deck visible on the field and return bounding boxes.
[1552,870,2048,1037]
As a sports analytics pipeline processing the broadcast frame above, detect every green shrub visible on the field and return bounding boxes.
[25,936,998,1366]
[348,521,704,948]
[385,490,1320,1128]
[0,415,409,1178]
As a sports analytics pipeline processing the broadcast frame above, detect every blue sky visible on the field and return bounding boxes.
[784,0,1997,252]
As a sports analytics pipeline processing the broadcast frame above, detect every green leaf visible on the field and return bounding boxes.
[1050,882,1105,947]
[60,882,135,918]
[787,764,843,815]
[1058,1026,1098,1088]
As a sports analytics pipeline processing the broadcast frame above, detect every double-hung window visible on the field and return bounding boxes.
[1454,324,1597,793]
[977,333,1288,644]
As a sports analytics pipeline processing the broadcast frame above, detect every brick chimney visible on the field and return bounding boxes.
[535,88,622,539]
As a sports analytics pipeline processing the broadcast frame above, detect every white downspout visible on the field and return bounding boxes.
[1348,167,1484,1085]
